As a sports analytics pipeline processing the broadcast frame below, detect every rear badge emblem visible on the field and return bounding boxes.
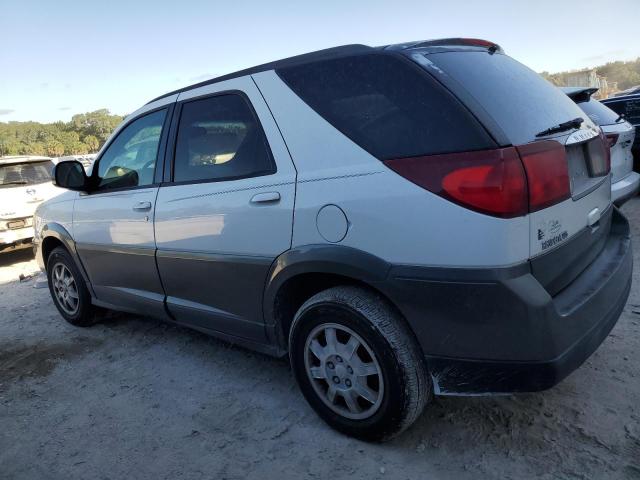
[538,219,568,251]
[566,128,599,145]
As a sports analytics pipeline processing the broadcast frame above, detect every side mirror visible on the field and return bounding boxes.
[53,160,89,191]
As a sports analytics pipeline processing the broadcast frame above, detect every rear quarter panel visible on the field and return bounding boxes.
[252,70,530,267]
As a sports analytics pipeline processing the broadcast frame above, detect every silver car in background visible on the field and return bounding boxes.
[562,87,639,205]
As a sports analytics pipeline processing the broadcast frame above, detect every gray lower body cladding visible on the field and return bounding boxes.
[375,208,632,395]
[38,211,632,396]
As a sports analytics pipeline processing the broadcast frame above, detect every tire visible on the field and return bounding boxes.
[46,246,99,327]
[289,286,431,441]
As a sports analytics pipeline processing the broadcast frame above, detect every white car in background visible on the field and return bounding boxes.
[0,156,62,252]
[562,87,639,205]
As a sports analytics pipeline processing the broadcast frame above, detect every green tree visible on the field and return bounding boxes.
[83,134,99,152]
[45,140,65,157]
[0,109,124,159]
[68,141,89,155]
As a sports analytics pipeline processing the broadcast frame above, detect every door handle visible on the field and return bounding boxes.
[132,201,152,212]
[250,192,281,204]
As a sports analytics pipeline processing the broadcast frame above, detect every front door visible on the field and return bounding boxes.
[154,77,296,342]
[73,106,172,318]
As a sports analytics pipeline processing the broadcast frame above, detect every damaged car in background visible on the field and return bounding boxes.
[33,38,632,441]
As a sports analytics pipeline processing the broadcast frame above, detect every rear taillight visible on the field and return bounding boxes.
[595,131,611,175]
[516,141,570,212]
[384,140,572,217]
[384,147,528,218]
[605,133,619,148]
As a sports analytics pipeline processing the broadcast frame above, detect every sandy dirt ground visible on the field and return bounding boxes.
[1,201,640,480]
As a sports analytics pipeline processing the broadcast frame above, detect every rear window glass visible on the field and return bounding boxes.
[173,94,275,183]
[574,98,620,126]
[425,52,594,144]
[277,54,494,160]
[0,161,54,188]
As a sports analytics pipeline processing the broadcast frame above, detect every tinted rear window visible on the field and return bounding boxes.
[0,161,54,188]
[277,54,494,160]
[574,98,620,126]
[424,52,594,144]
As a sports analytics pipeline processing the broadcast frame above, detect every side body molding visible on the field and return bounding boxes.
[262,245,392,347]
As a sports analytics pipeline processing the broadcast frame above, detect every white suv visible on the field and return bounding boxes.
[562,87,639,205]
[0,156,60,252]
[34,39,632,441]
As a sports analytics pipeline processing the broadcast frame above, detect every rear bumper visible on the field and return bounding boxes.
[612,171,640,206]
[0,227,34,252]
[379,208,632,395]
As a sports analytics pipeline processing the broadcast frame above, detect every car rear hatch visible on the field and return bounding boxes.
[564,89,636,183]
[403,42,612,295]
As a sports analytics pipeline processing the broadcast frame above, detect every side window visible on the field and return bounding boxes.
[173,94,275,183]
[277,54,494,160]
[95,109,167,190]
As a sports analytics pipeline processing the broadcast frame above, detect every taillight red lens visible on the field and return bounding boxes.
[383,147,528,218]
[516,141,570,212]
[602,132,613,174]
[384,141,574,217]
[605,133,619,148]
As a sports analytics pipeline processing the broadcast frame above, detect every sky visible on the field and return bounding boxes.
[2,0,639,123]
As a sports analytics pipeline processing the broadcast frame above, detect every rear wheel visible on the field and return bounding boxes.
[46,247,99,327]
[289,286,431,441]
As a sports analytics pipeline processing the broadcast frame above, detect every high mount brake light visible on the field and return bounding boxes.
[384,141,572,217]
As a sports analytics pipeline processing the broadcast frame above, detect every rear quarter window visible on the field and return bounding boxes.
[277,53,494,160]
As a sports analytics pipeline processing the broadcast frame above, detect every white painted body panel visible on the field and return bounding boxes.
[154,76,296,257]
[33,190,77,240]
[73,188,158,247]
[529,177,611,258]
[603,121,636,185]
[253,70,530,267]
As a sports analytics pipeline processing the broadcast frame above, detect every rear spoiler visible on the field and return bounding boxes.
[560,87,599,103]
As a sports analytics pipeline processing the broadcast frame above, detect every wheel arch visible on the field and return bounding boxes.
[263,245,399,351]
[40,223,94,297]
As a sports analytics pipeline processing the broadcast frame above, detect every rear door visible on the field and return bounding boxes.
[154,76,296,342]
[73,104,173,318]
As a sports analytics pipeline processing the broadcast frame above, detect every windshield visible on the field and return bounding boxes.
[422,51,596,144]
[0,161,54,188]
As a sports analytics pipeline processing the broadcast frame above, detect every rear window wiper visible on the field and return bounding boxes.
[615,113,626,123]
[0,181,28,186]
[535,117,584,138]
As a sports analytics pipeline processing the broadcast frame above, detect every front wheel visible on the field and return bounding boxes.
[46,247,99,327]
[289,286,431,441]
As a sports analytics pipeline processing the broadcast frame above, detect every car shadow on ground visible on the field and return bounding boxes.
[94,310,628,474]
[0,248,34,268]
